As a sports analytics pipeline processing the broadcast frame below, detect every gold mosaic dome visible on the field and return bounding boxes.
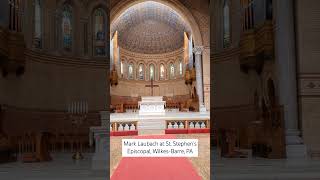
[111,1,191,54]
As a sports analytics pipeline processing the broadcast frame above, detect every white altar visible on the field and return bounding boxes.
[138,96,166,115]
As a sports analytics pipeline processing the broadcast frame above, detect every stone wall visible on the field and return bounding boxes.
[111,79,189,97]
[210,0,255,108]
[295,0,320,156]
[112,47,193,98]
[212,48,256,107]
[0,50,108,111]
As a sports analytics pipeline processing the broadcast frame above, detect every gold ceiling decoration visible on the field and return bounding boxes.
[111,1,191,54]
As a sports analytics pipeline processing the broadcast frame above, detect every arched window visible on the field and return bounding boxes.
[160,64,165,80]
[9,0,22,32]
[223,0,230,48]
[62,5,72,51]
[169,63,175,79]
[93,8,106,56]
[128,63,134,79]
[34,0,42,48]
[179,60,183,75]
[120,61,124,76]
[149,64,155,80]
[138,64,144,80]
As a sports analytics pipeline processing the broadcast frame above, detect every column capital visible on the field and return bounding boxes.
[193,46,204,55]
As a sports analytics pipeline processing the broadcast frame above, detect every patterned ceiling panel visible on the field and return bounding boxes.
[111,1,191,54]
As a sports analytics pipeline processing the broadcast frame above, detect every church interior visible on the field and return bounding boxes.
[0,0,319,179]
[108,0,211,178]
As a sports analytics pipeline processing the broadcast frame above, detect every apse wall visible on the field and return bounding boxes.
[111,47,189,97]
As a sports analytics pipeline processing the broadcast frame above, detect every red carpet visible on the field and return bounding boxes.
[111,135,202,180]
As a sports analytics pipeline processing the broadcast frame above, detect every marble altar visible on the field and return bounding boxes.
[138,96,166,115]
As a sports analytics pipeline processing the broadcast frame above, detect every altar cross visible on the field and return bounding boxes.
[145,78,159,96]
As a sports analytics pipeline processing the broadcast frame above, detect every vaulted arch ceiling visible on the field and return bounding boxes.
[111,1,192,54]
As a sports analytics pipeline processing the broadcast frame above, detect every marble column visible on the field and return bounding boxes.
[90,111,109,170]
[193,46,206,112]
[274,0,306,158]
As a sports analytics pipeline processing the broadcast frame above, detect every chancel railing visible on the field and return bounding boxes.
[166,120,210,130]
[111,121,138,132]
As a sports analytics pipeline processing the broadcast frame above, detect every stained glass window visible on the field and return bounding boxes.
[179,60,183,75]
[169,63,175,79]
[128,63,134,79]
[62,5,72,51]
[94,8,106,56]
[120,61,124,75]
[150,64,155,80]
[34,0,42,48]
[160,64,165,80]
[139,64,144,80]
[223,0,230,48]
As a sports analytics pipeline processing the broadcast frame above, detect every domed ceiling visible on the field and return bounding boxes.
[111,1,192,54]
